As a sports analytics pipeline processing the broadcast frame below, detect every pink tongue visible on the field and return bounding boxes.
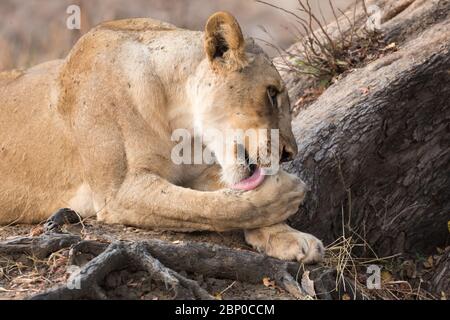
[231,167,265,191]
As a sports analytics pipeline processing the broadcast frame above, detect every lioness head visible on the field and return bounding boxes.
[191,12,298,189]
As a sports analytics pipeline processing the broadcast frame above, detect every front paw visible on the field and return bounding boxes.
[242,171,308,226]
[273,231,325,264]
[246,226,325,264]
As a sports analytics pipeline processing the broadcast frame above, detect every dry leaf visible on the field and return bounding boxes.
[423,256,433,269]
[301,271,316,297]
[400,260,417,279]
[262,277,275,288]
[383,42,397,50]
[29,225,44,237]
[381,270,393,283]
[342,293,351,300]
[214,292,223,300]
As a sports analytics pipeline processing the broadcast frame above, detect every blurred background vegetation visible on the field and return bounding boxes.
[0,0,354,71]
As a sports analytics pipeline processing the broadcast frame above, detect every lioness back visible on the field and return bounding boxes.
[0,60,85,224]
[0,18,190,224]
[98,18,177,32]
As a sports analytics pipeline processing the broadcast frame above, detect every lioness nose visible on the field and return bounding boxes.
[280,145,295,163]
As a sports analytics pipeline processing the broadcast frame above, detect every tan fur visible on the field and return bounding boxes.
[0,13,323,263]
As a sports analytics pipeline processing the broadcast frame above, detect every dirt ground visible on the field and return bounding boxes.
[1,218,446,300]
[0,219,297,300]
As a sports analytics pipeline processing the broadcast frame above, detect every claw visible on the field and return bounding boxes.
[43,208,81,233]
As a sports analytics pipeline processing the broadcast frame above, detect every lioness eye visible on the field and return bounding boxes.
[267,86,278,109]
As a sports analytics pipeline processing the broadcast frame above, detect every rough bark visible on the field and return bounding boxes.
[282,0,450,257]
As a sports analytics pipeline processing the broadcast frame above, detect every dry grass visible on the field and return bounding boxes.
[315,155,439,300]
[257,0,396,90]
[322,214,439,300]
[0,249,70,298]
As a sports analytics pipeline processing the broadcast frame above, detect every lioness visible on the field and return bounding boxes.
[0,12,323,263]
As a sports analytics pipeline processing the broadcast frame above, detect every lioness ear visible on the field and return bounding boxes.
[204,11,247,72]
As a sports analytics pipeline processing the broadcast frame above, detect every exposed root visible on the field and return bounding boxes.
[0,233,80,259]
[133,243,213,299]
[30,242,213,300]
[68,238,311,299]
[140,238,306,298]
[0,232,359,300]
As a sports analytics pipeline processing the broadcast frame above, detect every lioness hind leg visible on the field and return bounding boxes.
[244,223,324,264]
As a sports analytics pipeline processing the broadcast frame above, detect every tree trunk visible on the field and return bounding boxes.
[282,0,450,257]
